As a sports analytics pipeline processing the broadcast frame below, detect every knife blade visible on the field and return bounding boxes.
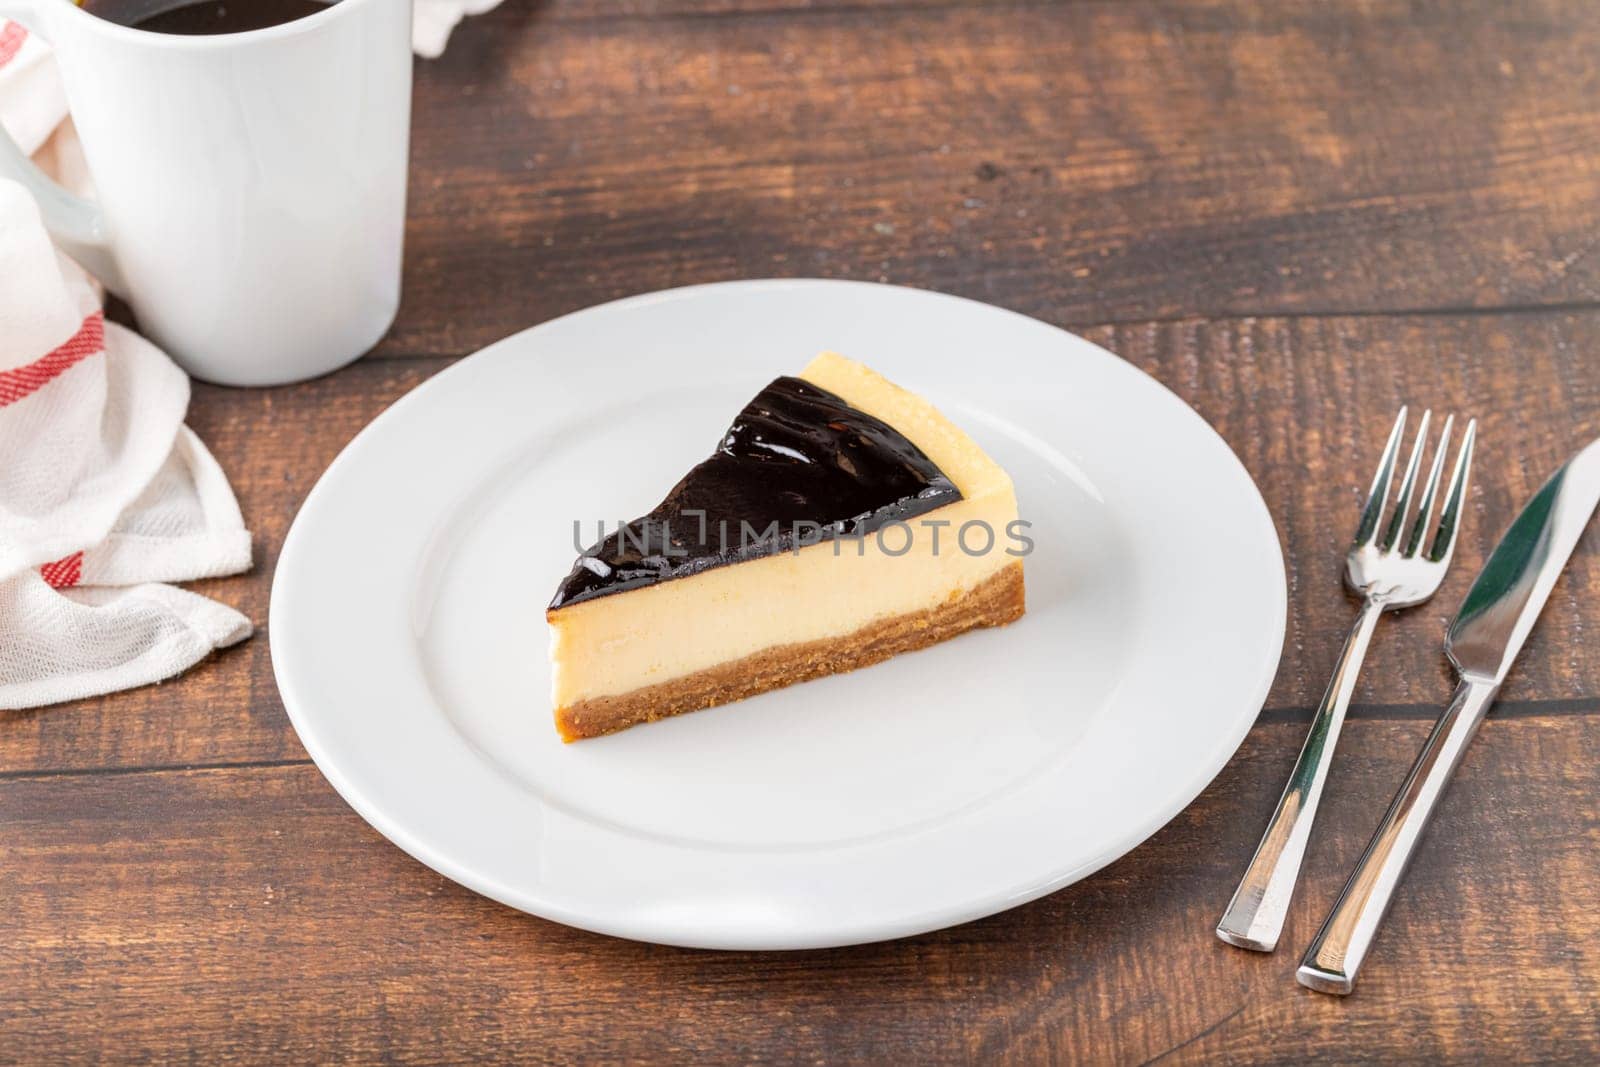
[1297,436,1600,995]
[1448,438,1600,683]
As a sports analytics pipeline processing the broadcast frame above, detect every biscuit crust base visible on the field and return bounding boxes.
[555,561,1025,741]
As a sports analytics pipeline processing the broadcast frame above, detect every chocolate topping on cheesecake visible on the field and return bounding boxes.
[549,376,962,609]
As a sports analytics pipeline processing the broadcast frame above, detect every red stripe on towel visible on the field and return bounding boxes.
[0,23,27,68]
[40,551,84,589]
[0,312,104,407]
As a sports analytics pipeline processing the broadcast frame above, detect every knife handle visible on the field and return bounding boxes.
[1297,676,1499,995]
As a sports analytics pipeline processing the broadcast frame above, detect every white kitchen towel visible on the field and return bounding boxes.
[0,1,500,709]
[0,20,64,156]
[414,0,504,58]
[0,179,254,710]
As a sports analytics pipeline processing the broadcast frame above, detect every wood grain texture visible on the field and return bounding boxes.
[3,715,1597,1063]
[8,0,1600,1060]
[378,0,1600,357]
[5,310,1595,774]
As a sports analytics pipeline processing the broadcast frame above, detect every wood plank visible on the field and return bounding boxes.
[378,0,1600,357]
[3,713,1596,1061]
[3,308,1597,773]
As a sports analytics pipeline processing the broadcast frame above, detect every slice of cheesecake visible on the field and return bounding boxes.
[547,352,1026,741]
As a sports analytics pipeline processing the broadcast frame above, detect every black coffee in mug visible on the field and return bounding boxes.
[79,0,335,34]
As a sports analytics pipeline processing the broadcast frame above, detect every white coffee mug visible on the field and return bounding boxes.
[0,0,412,386]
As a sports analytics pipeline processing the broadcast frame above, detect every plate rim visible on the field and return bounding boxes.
[270,278,1287,949]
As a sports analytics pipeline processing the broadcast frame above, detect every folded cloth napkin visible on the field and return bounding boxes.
[0,2,500,709]
[414,0,504,59]
[0,12,263,710]
[0,20,63,157]
[0,179,254,709]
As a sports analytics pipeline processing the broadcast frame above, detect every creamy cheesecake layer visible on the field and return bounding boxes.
[558,561,1025,740]
[548,352,1023,709]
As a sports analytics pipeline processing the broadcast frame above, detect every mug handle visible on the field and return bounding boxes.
[0,2,126,291]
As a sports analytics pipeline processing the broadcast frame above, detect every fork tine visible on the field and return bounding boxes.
[1355,407,1407,547]
[1381,409,1432,551]
[1403,414,1454,558]
[1428,417,1477,563]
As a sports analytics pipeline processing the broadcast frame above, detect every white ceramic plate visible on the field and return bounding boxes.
[271,279,1285,950]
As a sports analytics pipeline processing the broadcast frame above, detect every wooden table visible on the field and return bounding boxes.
[7,1,1600,1060]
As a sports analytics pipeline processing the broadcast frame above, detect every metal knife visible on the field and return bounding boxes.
[1297,436,1600,995]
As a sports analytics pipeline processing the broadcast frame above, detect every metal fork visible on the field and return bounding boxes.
[1216,407,1476,952]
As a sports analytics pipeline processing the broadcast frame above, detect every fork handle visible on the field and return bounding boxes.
[1297,676,1499,994]
[1216,596,1388,952]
